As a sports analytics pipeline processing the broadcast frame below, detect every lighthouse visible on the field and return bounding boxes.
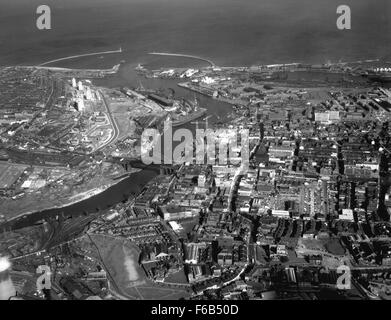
[0,257,16,300]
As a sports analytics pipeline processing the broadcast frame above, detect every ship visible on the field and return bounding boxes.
[365,68,391,83]
[367,73,391,83]
[134,81,160,96]
[135,63,145,71]
[172,108,207,127]
[135,63,149,75]
[171,96,207,127]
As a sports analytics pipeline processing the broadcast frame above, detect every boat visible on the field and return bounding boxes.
[171,96,207,127]
[135,63,149,75]
[134,81,160,96]
[135,63,145,71]
[172,107,207,127]
[366,68,391,83]
[367,73,391,83]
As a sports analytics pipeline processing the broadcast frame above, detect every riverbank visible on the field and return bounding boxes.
[0,173,133,227]
[0,166,161,232]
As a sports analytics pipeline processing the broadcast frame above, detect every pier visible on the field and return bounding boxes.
[39,47,123,66]
[148,52,216,67]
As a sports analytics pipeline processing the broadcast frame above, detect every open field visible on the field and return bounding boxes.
[89,234,189,300]
[0,162,27,189]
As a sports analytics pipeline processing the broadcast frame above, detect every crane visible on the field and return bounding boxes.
[191,115,213,131]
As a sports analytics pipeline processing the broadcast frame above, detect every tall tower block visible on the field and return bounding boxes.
[78,81,84,91]
[77,98,85,112]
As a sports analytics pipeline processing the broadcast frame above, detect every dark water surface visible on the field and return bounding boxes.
[0,0,390,67]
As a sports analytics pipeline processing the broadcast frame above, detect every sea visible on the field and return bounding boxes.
[0,0,390,68]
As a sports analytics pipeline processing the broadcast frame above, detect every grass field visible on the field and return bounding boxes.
[0,163,27,189]
[89,234,190,300]
[324,238,346,256]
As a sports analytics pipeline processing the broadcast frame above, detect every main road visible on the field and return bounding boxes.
[94,90,120,152]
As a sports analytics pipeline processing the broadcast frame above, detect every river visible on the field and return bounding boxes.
[2,58,235,231]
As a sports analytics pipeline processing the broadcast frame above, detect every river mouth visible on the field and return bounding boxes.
[1,57,234,231]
